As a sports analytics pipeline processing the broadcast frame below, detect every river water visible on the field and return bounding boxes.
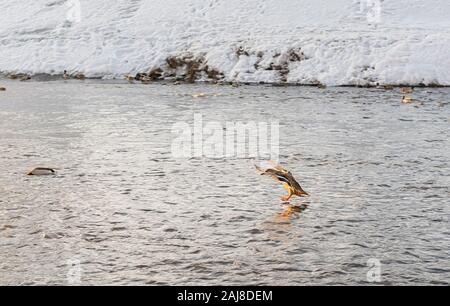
[0,80,448,285]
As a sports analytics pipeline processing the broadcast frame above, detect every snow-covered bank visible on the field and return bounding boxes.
[0,0,449,86]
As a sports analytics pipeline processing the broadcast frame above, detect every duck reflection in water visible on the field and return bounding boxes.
[261,203,309,245]
[277,203,309,220]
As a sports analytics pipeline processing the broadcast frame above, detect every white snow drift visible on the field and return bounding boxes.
[0,0,449,85]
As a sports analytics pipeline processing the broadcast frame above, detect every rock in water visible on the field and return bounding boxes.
[27,167,57,176]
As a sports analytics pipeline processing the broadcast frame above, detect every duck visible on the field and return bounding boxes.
[402,96,415,103]
[27,167,57,176]
[255,162,309,202]
[63,70,70,80]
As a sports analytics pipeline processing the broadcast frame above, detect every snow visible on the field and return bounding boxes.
[0,0,449,85]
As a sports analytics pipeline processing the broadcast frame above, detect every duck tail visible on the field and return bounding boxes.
[294,188,309,196]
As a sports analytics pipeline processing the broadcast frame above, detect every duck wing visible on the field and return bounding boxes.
[268,160,289,174]
[255,165,290,184]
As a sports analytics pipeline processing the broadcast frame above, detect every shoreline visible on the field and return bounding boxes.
[1,73,449,88]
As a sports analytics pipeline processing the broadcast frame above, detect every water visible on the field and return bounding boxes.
[0,80,449,285]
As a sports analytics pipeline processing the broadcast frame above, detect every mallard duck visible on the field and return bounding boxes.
[255,162,309,201]
[402,96,415,103]
[400,87,413,94]
[63,70,70,80]
[27,167,57,176]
